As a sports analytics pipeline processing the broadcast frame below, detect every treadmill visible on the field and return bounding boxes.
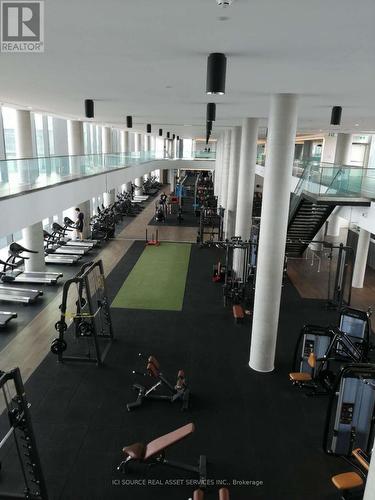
[51,223,92,254]
[43,231,82,265]
[62,217,99,248]
[1,244,64,285]
[0,311,17,328]
[0,285,43,304]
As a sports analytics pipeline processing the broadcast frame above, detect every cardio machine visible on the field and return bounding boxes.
[0,243,63,285]
[43,230,82,265]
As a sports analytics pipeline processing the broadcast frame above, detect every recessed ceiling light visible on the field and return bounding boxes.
[218,16,229,21]
[355,123,359,127]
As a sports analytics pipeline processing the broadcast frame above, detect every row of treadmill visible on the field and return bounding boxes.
[290,306,375,498]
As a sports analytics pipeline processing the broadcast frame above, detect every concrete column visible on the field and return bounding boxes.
[326,206,342,237]
[233,118,259,276]
[364,453,375,500]
[220,130,231,209]
[134,134,141,153]
[352,228,370,288]
[250,94,298,373]
[309,225,325,252]
[302,140,313,160]
[103,189,116,208]
[67,120,84,176]
[135,177,143,196]
[214,135,223,198]
[225,126,242,239]
[334,133,352,165]
[102,127,112,154]
[22,222,47,272]
[15,110,46,272]
[120,130,129,153]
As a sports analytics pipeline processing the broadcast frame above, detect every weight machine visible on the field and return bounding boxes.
[290,307,372,395]
[326,243,354,310]
[197,206,224,247]
[0,368,48,499]
[51,260,114,365]
[323,363,375,458]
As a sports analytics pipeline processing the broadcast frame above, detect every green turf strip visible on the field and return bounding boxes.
[111,242,191,311]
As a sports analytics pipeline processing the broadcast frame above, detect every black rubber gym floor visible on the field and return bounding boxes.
[0,241,356,500]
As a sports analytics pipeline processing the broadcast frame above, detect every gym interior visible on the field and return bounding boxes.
[0,1,375,499]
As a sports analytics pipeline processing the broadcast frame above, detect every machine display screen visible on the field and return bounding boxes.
[340,315,366,339]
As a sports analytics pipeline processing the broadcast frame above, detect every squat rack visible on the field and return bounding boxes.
[52,260,114,366]
[0,368,48,499]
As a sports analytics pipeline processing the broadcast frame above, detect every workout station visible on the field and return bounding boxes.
[0,1,374,499]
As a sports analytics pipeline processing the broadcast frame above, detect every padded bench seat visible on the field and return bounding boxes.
[123,422,195,461]
[331,472,363,491]
[289,372,312,382]
[233,305,244,323]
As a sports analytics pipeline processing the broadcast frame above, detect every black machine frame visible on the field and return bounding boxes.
[0,368,48,499]
[323,363,375,459]
[52,260,114,365]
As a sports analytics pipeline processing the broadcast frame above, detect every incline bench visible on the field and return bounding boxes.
[117,422,207,482]
[232,304,245,324]
[194,488,230,499]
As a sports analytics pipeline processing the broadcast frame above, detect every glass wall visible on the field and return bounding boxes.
[34,113,45,157]
[2,106,17,159]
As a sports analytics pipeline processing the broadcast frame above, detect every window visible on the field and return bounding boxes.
[2,106,16,158]
[47,116,54,155]
[34,113,45,157]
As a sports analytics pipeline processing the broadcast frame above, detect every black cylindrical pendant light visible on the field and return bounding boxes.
[147,123,151,133]
[206,102,216,122]
[85,99,94,118]
[172,134,175,140]
[166,132,170,139]
[330,106,342,126]
[159,128,163,136]
[206,53,227,95]
[126,116,133,128]
[177,136,180,141]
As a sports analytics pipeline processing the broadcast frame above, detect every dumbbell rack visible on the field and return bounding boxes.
[0,368,48,499]
[51,259,114,366]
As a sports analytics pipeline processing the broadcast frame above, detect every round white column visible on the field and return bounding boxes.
[225,126,242,239]
[250,94,298,373]
[219,130,231,209]
[16,110,46,272]
[102,127,112,154]
[103,189,116,208]
[23,222,47,272]
[352,228,370,288]
[214,135,223,199]
[233,118,259,276]
[364,453,375,500]
[334,133,352,165]
[135,177,143,196]
[67,120,84,155]
[326,206,342,237]
[120,130,129,153]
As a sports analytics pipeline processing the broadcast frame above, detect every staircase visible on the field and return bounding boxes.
[285,163,372,257]
[286,194,335,257]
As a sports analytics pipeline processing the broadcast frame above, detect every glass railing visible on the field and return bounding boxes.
[193,151,216,160]
[0,151,216,199]
[289,161,375,217]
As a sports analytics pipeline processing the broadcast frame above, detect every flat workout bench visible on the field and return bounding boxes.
[232,305,244,323]
[117,423,207,482]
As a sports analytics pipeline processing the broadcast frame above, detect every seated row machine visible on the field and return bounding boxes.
[117,422,207,483]
[127,353,190,411]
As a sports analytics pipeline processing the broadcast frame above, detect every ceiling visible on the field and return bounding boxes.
[0,0,374,139]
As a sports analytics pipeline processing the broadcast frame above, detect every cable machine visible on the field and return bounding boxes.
[51,260,114,365]
[197,206,224,247]
[0,368,48,499]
